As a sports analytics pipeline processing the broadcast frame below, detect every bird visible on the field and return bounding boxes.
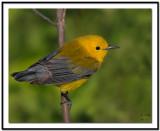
[11,35,119,94]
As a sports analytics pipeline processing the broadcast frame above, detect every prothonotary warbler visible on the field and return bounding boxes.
[11,35,120,93]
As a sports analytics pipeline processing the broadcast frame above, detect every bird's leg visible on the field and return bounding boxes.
[60,92,72,110]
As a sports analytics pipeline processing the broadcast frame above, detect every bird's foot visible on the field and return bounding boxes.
[60,100,72,110]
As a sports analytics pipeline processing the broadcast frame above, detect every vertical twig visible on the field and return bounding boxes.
[56,9,66,48]
[33,8,70,123]
[56,9,71,123]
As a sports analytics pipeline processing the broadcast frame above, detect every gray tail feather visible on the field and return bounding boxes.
[11,70,37,82]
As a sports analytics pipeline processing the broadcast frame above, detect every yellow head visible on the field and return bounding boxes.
[76,35,119,63]
[59,35,119,64]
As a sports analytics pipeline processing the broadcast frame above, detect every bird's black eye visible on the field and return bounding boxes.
[96,46,100,50]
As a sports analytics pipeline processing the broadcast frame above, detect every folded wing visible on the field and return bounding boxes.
[30,57,99,85]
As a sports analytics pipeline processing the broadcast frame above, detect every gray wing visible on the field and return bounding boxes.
[11,49,60,82]
[30,57,99,85]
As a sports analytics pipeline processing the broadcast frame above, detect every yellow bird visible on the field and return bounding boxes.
[11,35,119,93]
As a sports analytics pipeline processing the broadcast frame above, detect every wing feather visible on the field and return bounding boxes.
[30,57,99,85]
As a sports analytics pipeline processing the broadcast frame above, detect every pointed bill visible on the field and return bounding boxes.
[104,45,120,50]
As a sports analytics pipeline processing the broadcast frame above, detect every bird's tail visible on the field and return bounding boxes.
[11,70,37,82]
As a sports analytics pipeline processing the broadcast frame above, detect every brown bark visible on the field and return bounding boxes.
[56,9,70,123]
[33,8,71,123]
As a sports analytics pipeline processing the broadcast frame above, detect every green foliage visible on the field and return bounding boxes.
[9,9,152,123]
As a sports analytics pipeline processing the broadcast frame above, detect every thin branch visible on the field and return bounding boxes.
[56,9,66,47]
[61,92,71,122]
[33,8,70,123]
[33,9,57,27]
[62,9,66,21]
[56,9,71,123]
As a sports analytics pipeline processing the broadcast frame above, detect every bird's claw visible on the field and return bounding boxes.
[60,100,72,110]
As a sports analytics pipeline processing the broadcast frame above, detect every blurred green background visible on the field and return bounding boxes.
[9,9,152,123]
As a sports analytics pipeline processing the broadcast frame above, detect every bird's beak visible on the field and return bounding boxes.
[104,45,120,50]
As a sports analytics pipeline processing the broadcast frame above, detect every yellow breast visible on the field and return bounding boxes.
[58,79,88,93]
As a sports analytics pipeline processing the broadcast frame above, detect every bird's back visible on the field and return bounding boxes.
[56,39,89,60]
[11,40,100,93]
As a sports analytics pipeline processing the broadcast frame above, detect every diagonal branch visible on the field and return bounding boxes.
[33,9,57,27]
